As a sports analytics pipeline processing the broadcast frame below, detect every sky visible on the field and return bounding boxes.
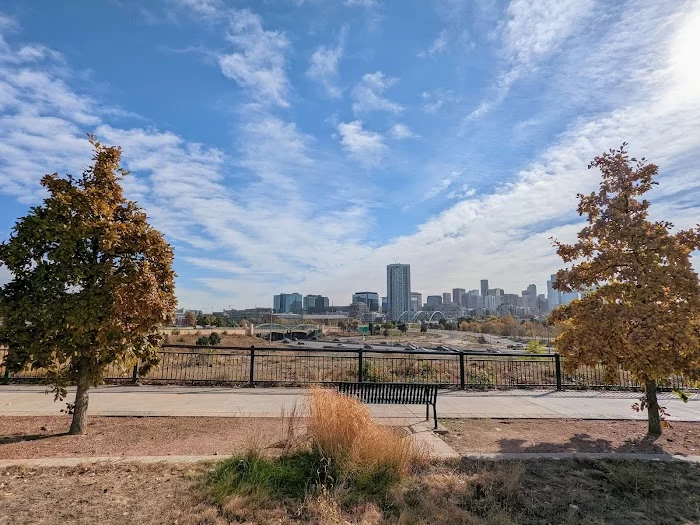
[0,0,699,312]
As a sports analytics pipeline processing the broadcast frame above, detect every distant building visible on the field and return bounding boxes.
[480,279,489,298]
[381,296,388,314]
[452,288,466,307]
[273,293,303,314]
[410,292,422,313]
[303,294,329,314]
[387,264,411,320]
[442,292,452,304]
[223,307,271,324]
[352,292,380,312]
[484,295,496,311]
[349,302,369,319]
[426,295,443,308]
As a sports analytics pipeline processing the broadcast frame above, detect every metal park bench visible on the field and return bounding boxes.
[337,382,439,429]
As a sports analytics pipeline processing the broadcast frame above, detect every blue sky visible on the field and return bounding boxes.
[0,0,699,311]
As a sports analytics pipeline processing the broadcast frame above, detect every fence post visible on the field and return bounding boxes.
[131,363,140,385]
[554,353,562,391]
[358,350,363,383]
[459,352,465,390]
[249,347,256,386]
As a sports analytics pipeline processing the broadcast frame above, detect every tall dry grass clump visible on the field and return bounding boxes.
[308,387,417,479]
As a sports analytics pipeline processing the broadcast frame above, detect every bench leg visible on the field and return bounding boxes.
[433,403,438,430]
[425,402,429,421]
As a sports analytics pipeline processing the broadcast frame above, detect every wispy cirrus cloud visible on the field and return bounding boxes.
[306,25,347,98]
[351,71,403,114]
[468,0,597,119]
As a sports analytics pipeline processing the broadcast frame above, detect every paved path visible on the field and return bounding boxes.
[1,385,699,421]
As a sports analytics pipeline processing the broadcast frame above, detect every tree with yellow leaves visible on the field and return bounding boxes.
[551,144,700,435]
[0,137,176,434]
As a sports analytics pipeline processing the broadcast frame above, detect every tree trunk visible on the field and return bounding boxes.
[645,380,661,436]
[69,368,91,435]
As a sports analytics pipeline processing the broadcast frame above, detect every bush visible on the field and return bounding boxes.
[477,335,488,344]
[171,329,181,335]
[221,330,229,335]
[204,388,420,511]
[196,336,211,346]
[208,332,221,345]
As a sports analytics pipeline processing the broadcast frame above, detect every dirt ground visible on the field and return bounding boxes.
[0,416,294,459]
[2,458,699,525]
[441,418,700,456]
[166,332,285,348]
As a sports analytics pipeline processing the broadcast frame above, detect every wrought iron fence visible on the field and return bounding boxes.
[0,346,695,391]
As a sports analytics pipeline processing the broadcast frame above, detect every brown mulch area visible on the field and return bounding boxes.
[0,416,293,459]
[0,463,208,525]
[441,418,700,456]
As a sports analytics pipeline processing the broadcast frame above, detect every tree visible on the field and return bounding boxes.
[397,322,407,334]
[184,311,196,327]
[525,340,545,354]
[196,336,211,346]
[0,137,176,434]
[551,144,700,435]
[208,332,221,345]
[420,322,428,333]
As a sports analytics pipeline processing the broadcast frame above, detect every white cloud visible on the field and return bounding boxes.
[1,0,699,312]
[217,10,290,106]
[389,123,420,140]
[351,71,403,114]
[468,0,596,119]
[417,29,449,58]
[336,120,386,166]
[306,26,347,98]
[167,0,224,19]
[0,264,11,286]
[344,0,377,6]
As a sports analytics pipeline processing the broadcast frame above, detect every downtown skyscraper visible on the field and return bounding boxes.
[387,264,411,320]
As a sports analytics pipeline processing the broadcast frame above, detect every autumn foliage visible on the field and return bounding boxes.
[551,144,700,434]
[0,137,176,434]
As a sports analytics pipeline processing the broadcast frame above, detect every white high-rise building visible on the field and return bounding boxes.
[387,264,411,321]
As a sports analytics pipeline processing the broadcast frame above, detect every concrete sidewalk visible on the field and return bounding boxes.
[1,385,699,421]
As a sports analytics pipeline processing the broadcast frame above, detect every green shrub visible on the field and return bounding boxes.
[207,450,332,503]
[208,332,221,345]
[171,329,181,335]
[196,336,210,346]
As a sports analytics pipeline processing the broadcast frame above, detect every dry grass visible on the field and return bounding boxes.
[308,387,417,478]
[5,458,699,524]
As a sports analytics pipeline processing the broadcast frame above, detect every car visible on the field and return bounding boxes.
[336,343,346,348]
[332,338,341,342]
[436,344,449,351]
[281,338,291,343]
[297,341,305,345]
[379,341,387,345]
[363,343,373,349]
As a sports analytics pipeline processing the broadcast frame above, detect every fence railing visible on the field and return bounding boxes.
[2,345,696,391]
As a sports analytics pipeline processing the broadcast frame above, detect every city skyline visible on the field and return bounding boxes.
[0,2,698,312]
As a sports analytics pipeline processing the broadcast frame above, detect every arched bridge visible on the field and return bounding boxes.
[397,311,447,323]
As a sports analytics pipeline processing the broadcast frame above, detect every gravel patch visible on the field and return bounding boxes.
[0,416,296,459]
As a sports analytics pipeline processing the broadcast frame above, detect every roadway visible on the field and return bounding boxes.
[280,339,526,354]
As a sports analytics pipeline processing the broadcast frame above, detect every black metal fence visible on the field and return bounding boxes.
[1,345,695,391]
